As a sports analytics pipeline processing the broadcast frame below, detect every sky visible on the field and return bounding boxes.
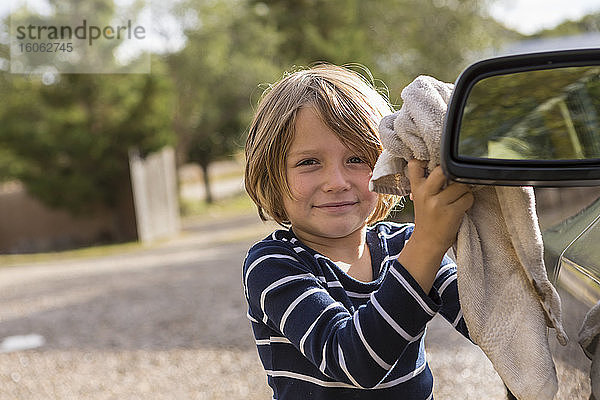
[489,0,600,34]
[2,0,600,36]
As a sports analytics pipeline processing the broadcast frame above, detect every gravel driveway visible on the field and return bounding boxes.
[0,213,508,399]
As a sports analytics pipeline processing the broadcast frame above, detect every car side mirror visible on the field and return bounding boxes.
[441,49,600,187]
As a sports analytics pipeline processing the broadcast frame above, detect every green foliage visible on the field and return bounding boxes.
[0,0,175,213]
[0,62,175,213]
[254,0,371,66]
[165,0,281,201]
[251,0,508,100]
[167,0,281,168]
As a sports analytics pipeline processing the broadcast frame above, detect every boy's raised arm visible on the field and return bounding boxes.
[397,160,473,293]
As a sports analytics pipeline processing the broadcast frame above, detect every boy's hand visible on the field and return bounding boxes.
[397,160,473,292]
[409,160,473,252]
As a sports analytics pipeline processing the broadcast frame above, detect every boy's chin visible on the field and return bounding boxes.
[315,222,367,239]
[290,214,370,242]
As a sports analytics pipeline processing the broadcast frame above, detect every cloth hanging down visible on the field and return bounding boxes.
[580,300,600,400]
[369,75,568,400]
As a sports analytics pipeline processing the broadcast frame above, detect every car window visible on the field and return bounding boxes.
[539,187,600,280]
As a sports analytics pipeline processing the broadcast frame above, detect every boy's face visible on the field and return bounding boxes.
[283,106,378,243]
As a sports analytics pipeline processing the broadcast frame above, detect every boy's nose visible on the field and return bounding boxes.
[322,165,351,192]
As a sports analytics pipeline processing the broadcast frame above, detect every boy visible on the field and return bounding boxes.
[243,64,473,399]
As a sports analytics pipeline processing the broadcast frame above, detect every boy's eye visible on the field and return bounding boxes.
[348,156,365,164]
[297,158,318,167]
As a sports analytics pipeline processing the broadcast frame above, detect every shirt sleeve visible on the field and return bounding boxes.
[243,242,442,389]
[431,254,470,340]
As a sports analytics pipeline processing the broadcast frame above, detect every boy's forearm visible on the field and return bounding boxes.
[396,230,448,293]
[399,161,473,293]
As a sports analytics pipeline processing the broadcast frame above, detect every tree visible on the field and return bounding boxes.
[0,64,174,216]
[252,0,372,67]
[0,0,175,232]
[166,0,281,202]
[252,0,510,100]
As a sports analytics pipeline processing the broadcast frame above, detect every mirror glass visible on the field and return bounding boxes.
[458,66,600,160]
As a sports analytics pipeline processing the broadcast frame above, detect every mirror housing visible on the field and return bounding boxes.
[442,49,600,186]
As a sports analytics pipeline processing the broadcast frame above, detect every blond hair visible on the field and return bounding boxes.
[245,63,398,226]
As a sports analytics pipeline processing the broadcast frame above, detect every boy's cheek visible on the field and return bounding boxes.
[288,177,312,198]
[367,192,379,209]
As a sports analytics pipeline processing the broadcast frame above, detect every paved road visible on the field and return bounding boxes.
[0,213,508,399]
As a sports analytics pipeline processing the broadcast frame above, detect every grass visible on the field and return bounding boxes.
[0,239,144,267]
[180,192,256,219]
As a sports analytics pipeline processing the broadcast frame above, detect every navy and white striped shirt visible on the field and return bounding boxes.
[243,221,469,399]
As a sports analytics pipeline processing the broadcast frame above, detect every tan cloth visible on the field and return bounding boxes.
[370,75,568,400]
[580,301,600,399]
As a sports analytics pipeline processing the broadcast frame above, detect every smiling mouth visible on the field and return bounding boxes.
[314,201,358,210]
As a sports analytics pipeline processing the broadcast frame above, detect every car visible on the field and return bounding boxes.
[441,48,600,399]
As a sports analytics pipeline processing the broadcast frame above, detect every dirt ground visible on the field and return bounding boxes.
[0,212,509,399]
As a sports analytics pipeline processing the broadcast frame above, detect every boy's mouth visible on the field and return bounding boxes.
[314,201,358,212]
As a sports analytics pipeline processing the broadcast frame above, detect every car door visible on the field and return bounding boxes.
[441,49,600,399]
[537,187,600,398]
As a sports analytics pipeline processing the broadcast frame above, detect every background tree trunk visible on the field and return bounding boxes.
[200,162,213,204]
